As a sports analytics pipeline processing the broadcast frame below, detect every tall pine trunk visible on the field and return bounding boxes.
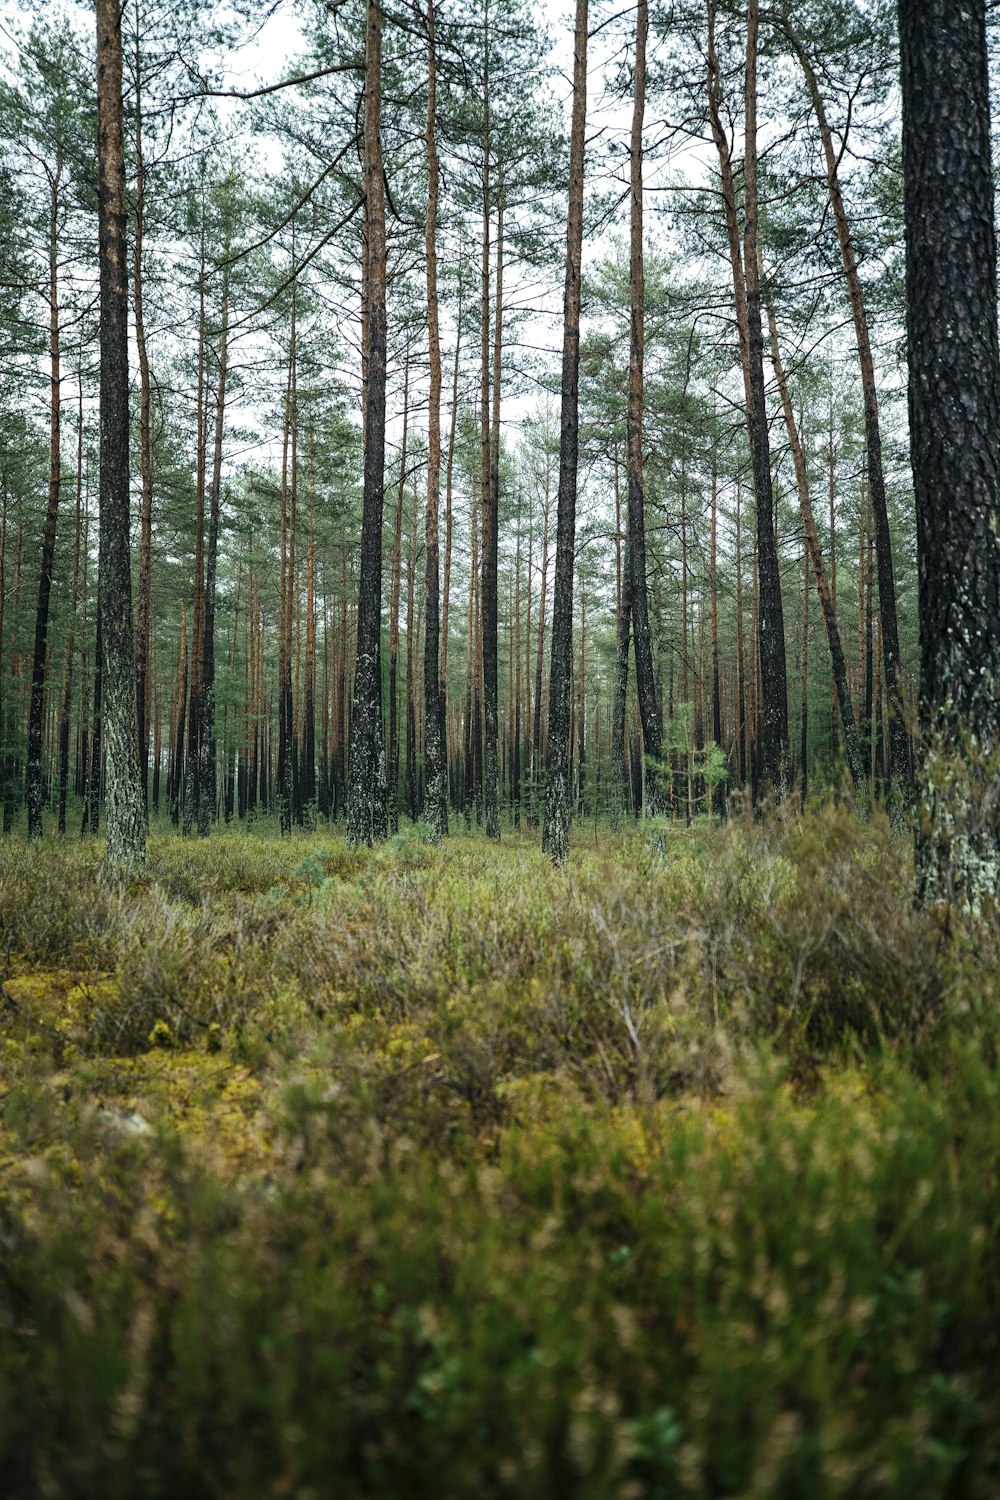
[423,4,448,842]
[767,299,865,790]
[26,161,63,840]
[197,265,229,835]
[626,0,662,819]
[900,0,1000,908]
[542,0,588,862]
[783,6,910,791]
[347,0,388,846]
[96,0,145,868]
[707,0,788,795]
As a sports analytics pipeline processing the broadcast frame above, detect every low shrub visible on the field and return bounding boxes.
[2,807,1000,1496]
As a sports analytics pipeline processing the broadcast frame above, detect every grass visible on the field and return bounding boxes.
[1,802,999,1497]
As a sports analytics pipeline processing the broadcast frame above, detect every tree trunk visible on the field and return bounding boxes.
[388,359,409,835]
[423,0,447,840]
[707,0,788,794]
[27,162,63,841]
[301,442,317,818]
[171,603,187,826]
[347,0,389,846]
[542,0,588,862]
[530,472,550,826]
[96,0,145,868]
[801,546,809,806]
[133,25,154,812]
[483,192,504,839]
[611,540,632,825]
[767,300,866,789]
[784,3,910,791]
[440,306,461,807]
[899,0,1000,908]
[58,369,84,835]
[404,460,418,821]
[197,265,228,835]
[742,0,788,791]
[625,0,662,819]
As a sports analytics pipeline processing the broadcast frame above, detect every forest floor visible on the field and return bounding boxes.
[2,804,1000,1498]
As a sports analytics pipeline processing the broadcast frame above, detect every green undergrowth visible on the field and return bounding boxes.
[1,803,1000,1497]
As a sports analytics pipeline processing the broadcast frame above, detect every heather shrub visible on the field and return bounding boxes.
[2,810,1000,1497]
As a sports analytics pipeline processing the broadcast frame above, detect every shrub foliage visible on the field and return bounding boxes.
[1,806,999,1497]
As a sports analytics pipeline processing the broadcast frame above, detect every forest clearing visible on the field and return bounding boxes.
[3,0,1000,1491]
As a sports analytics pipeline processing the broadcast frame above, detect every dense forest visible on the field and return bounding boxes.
[4,0,1000,1494]
[0,0,929,858]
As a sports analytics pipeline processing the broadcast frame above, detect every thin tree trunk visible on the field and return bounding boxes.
[347,0,389,846]
[388,359,409,834]
[96,0,145,867]
[735,475,747,786]
[26,160,63,840]
[483,191,503,839]
[783,2,910,790]
[405,459,418,821]
[828,402,839,761]
[801,546,809,806]
[542,0,588,862]
[625,0,663,820]
[710,430,722,809]
[133,22,154,812]
[58,369,84,835]
[301,439,317,817]
[530,472,550,826]
[440,306,461,801]
[170,603,187,826]
[707,0,788,793]
[767,299,865,789]
[423,0,447,840]
[197,264,228,835]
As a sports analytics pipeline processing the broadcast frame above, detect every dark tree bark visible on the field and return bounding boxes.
[96,0,145,868]
[183,216,208,836]
[58,370,84,836]
[483,191,503,840]
[742,0,788,792]
[388,360,409,835]
[626,0,663,819]
[530,469,550,826]
[542,0,588,862]
[83,608,102,837]
[479,7,500,842]
[26,160,63,840]
[611,540,632,826]
[133,24,154,812]
[706,0,788,796]
[347,0,388,846]
[439,308,461,807]
[276,302,297,834]
[170,603,187,826]
[197,266,229,835]
[423,1,448,841]
[899,0,1000,909]
[404,464,418,821]
[301,450,317,817]
[735,476,747,786]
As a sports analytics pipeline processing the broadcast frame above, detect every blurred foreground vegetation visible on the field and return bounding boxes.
[2,805,1000,1498]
